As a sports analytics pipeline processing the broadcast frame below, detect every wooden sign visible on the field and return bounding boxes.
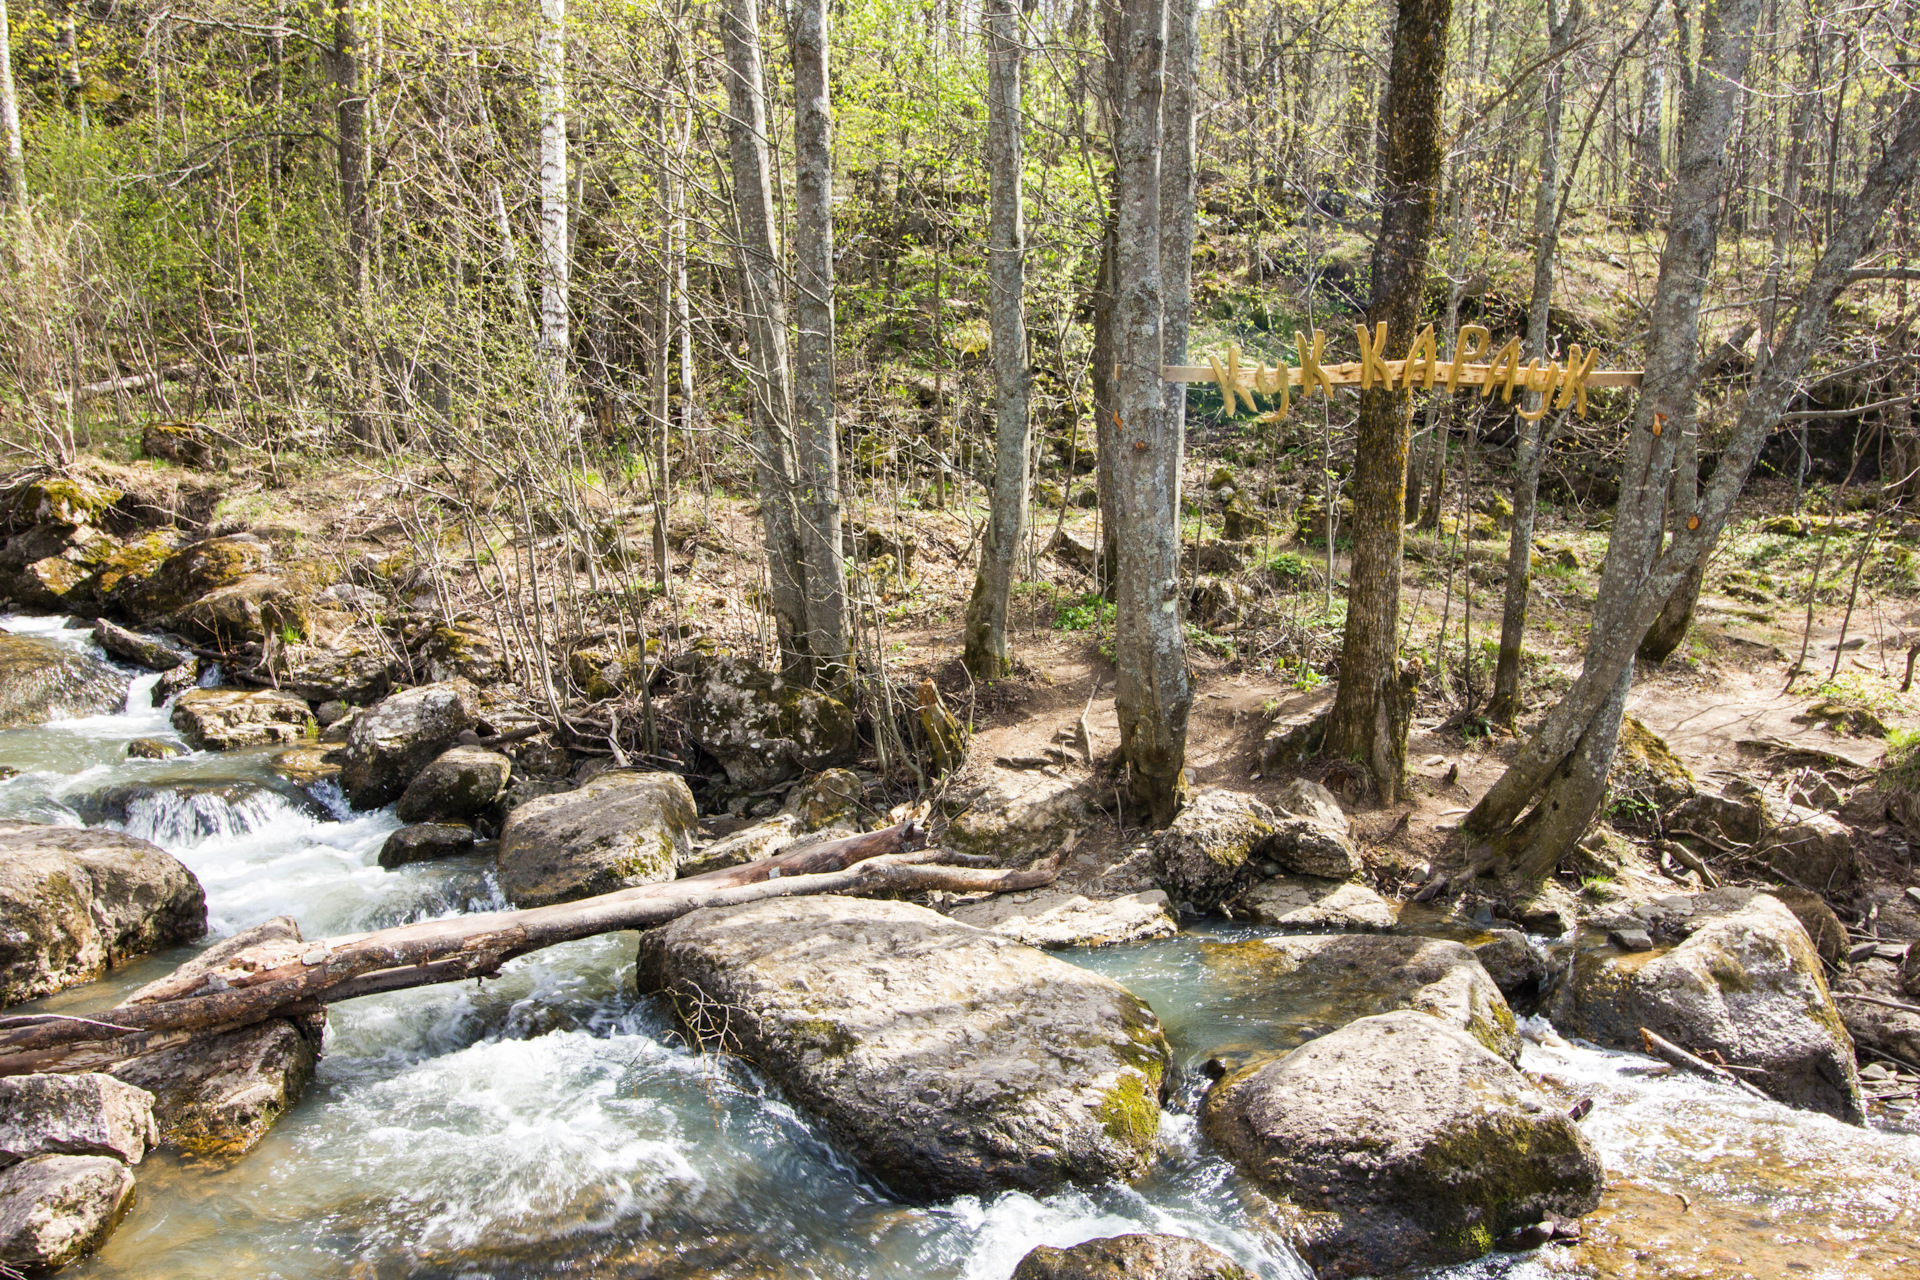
[1164,325,1642,420]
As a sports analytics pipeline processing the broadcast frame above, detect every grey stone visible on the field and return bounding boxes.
[0,1154,135,1271]
[1608,928,1654,951]
[279,646,393,705]
[0,633,125,728]
[636,895,1169,1201]
[339,680,479,809]
[1203,1011,1602,1279]
[682,650,855,789]
[1557,888,1864,1122]
[1835,959,1920,1072]
[0,1075,157,1169]
[943,761,1093,864]
[951,889,1178,949]
[1667,790,1765,845]
[680,815,800,877]
[169,686,315,750]
[1266,779,1362,880]
[0,823,205,1006]
[1012,1234,1252,1280]
[497,769,697,906]
[1151,788,1278,912]
[1257,693,1332,771]
[1232,876,1396,931]
[125,737,181,760]
[90,619,191,671]
[395,745,511,824]
[780,767,863,832]
[1471,929,1549,1000]
[378,822,477,867]
[1754,809,1856,893]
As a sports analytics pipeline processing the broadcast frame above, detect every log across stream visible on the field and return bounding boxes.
[5,615,1920,1279]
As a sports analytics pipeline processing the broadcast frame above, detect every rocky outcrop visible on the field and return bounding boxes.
[174,573,308,645]
[942,762,1092,864]
[0,633,125,728]
[1012,1234,1251,1280]
[951,889,1178,949]
[111,533,271,621]
[339,680,479,809]
[0,1154,136,1272]
[1230,876,1395,930]
[682,649,856,788]
[0,823,205,1005]
[169,687,316,750]
[0,1075,157,1169]
[1152,785,1361,913]
[110,917,320,1157]
[496,770,697,906]
[378,822,477,867]
[1559,888,1864,1122]
[636,896,1170,1201]
[1203,1011,1602,1278]
[679,815,800,877]
[395,746,511,824]
[1201,933,1520,1063]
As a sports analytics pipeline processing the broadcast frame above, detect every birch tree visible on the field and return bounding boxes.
[791,0,850,688]
[537,0,570,382]
[1322,0,1453,801]
[0,0,24,212]
[963,0,1032,679]
[1110,0,1191,825]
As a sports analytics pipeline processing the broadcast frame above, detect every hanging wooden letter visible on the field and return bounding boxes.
[1208,352,1247,414]
[1515,361,1562,421]
[1482,337,1523,401]
[1556,344,1600,416]
[1448,324,1491,390]
[1402,324,1440,390]
[1296,329,1337,397]
[1356,322,1392,390]
[1254,360,1291,418]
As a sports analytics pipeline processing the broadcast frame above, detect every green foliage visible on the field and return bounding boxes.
[1054,592,1115,632]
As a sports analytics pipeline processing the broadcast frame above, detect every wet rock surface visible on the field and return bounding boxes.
[169,686,316,750]
[0,822,205,1005]
[1560,888,1864,1122]
[379,822,478,867]
[89,619,192,672]
[497,769,697,906]
[1204,1011,1603,1278]
[0,1153,136,1272]
[1011,1233,1252,1280]
[339,679,479,809]
[636,895,1170,1201]
[0,633,126,728]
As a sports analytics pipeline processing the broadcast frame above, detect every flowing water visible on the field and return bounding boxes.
[6,614,1918,1279]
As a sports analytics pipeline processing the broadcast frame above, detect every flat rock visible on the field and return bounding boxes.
[1557,887,1864,1122]
[1231,876,1394,931]
[943,761,1093,864]
[497,770,696,906]
[169,686,315,750]
[0,823,205,1005]
[0,1074,157,1168]
[679,814,799,877]
[0,1154,135,1272]
[1012,1234,1252,1280]
[395,745,511,824]
[0,633,125,728]
[378,822,477,867]
[1203,1011,1602,1278]
[339,679,479,809]
[1200,933,1520,1063]
[951,889,1177,949]
[636,896,1170,1201]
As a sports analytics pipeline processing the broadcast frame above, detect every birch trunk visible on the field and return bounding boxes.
[963,0,1032,679]
[1322,0,1452,801]
[1110,0,1190,826]
[1463,15,1920,887]
[721,0,812,674]
[0,0,25,210]
[1489,0,1582,730]
[791,0,850,689]
[537,0,570,394]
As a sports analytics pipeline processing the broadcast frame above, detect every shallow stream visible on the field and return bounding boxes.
[8,615,1919,1279]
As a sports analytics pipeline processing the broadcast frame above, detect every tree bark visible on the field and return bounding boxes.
[1637,414,1701,661]
[790,0,850,690]
[1092,209,1119,593]
[721,0,812,675]
[0,0,25,212]
[1159,0,1198,523]
[0,823,1065,1077]
[1489,0,1582,730]
[1631,3,1666,233]
[1323,0,1453,801]
[1463,20,1920,887]
[964,0,1032,680]
[537,0,570,382]
[1109,0,1190,826]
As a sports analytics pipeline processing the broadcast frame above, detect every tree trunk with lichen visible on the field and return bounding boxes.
[1323,0,1452,802]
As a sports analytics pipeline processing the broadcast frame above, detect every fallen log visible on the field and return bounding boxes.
[1638,1028,1770,1102]
[0,820,1061,1076]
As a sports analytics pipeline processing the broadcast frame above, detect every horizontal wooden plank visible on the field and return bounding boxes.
[1162,362,1642,390]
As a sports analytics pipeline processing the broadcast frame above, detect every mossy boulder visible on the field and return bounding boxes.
[636,895,1170,1201]
[682,650,856,789]
[1012,1234,1252,1280]
[84,531,182,609]
[1203,1011,1602,1278]
[174,573,308,645]
[780,767,863,832]
[941,760,1093,864]
[411,620,506,684]
[140,422,224,471]
[114,533,272,622]
[3,475,122,529]
[567,644,651,699]
[339,679,480,809]
[1762,514,1810,536]
[395,745,512,824]
[169,687,316,751]
[678,814,800,877]
[1612,715,1696,809]
[1151,788,1278,911]
[0,634,126,728]
[496,770,697,906]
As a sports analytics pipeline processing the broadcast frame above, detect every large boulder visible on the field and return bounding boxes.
[951,889,1178,949]
[1557,888,1864,1122]
[279,645,393,705]
[942,761,1093,863]
[1753,808,1857,893]
[110,917,320,1157]
[1151,789,1278,912]
[173,573,308,645]
[378,822,477,867]
[1203,1011,1603,1278]
[395,745,511,824]
[339,679,479,809]
[0,524,122,611]
[1264,779,1363,879]
[636,896,1171,1201]
[0,633,125,728]
[496,770,697,906]
[112,533,271,621]
[1230,876,1396,931]
[682,649,855,788]
[1012,1234,1251,1280]
[781,767,863,833]
[0,824,205,1006]
[0,1154,135,1272]
[0,1075,156,1169]
[1200,933,1520,1063]
[169,687,315,750]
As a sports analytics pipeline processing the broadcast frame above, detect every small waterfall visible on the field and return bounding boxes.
[113,785,320,848]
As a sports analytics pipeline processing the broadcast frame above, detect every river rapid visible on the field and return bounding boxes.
[7,615,1918,1280]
